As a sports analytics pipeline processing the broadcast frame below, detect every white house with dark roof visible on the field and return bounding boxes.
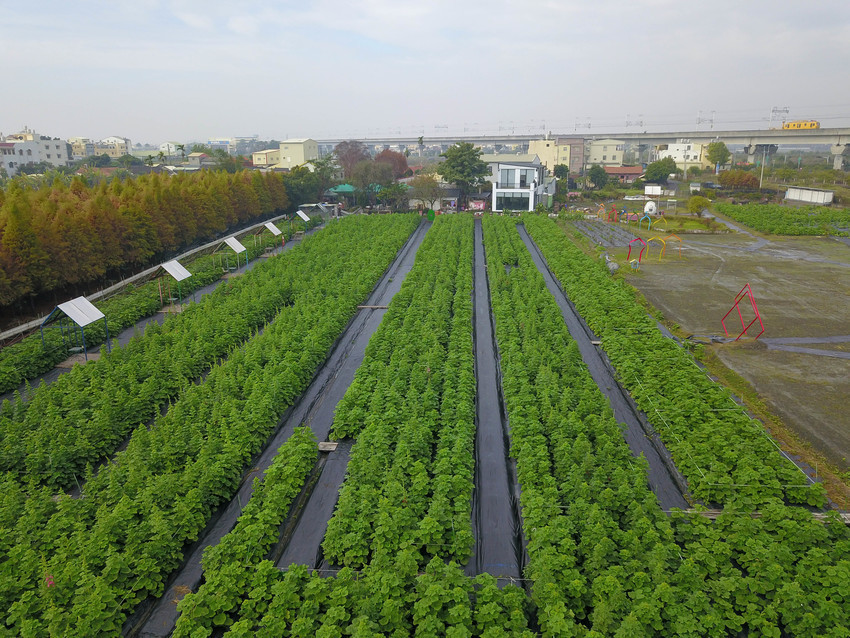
[481,153,555,212]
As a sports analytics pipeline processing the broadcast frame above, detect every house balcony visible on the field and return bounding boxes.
[495,182,533,190]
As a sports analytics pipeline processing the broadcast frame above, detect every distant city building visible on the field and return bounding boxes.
[95,136,132,158]
[187,152,215,168]
[208,138,234,154]
[68,137,95,159]
[656,140,712,173]
[603,166,644,184]
[159,142,181,156]
[252,148,281,167]
[528,137,585,174]
[585,138,625,168]
[277,138,318,170]
[1,127,71,176]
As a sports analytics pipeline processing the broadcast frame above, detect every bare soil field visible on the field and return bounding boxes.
[602,222,850,477]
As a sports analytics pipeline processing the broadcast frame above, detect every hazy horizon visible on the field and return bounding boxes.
[3,0,849,145]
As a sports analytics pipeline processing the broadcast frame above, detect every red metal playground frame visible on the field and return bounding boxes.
[721,283,765,341]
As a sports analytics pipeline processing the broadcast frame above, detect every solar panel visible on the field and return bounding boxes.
[264,222,282,236]
[57,296,105,327]
[296,210,310,222]
[224,236,247,253]
[161,259,192,282]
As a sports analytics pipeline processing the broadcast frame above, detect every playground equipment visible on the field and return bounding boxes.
[630,259,640,270]
[596,203,606,220]
[664,234,683,258]
[644,201,657,215]
[721,283,764,341]
[651,215,667,233]
[627,237,646,263]
[607,205,619,223]
[646,236,667,261]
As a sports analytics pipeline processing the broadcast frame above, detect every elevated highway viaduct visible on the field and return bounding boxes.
[318,128,850,169]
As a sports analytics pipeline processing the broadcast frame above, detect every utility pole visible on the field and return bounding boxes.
[626,114,644,164]
[697,110,715,129]
[760,106,789,189]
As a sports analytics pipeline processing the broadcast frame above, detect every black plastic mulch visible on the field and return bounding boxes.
[128,221,430,637]
[517,224,691,511]
[464,219,525,584]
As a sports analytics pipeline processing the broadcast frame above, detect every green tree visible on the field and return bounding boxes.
[176,144,186,163]
[308,155,339,202]
[687,195,711,217]
[644,157,678,183]
[16,161,54,176]
[553,164,569,179]
[409,173,443,210]
[351,160,393,206]
[90,153,112,167]
[719,169,759,190]
[376,182,409,211]
[437,142,489,209]
[211,149,242,173]
[117,154,142,169]
[587,165,608,189]
[281,166,319,211]
[706,142,731,173]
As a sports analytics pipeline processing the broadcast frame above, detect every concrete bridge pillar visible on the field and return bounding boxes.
[831,144,847,170]
[745,144,778,166]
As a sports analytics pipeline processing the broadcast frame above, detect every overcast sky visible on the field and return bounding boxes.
[2,0,849,145]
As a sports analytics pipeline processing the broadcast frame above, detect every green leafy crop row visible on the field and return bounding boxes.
[174,427,318,636]
[0,220,311,396]
[523,214,826,509]
[0,232,298,492]
[715,203,850,236]
[168,215,533,637]
[0,214,419,636]
[485,216,850,636]
[324,215,476,569]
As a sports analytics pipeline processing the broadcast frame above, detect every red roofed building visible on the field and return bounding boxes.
[604,166,644,184]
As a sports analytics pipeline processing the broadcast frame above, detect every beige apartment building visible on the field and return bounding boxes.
[95,136,132,158]
[252,148,281,167]
[528,137,585,174]
[585,138,625,168]
[278,138,318,170]
[656,141,712,173]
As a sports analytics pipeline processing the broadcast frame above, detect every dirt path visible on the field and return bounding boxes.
[130,222,430,638]
[618,229,850,472]
[465,219,524,582]
[518,225,691,510]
